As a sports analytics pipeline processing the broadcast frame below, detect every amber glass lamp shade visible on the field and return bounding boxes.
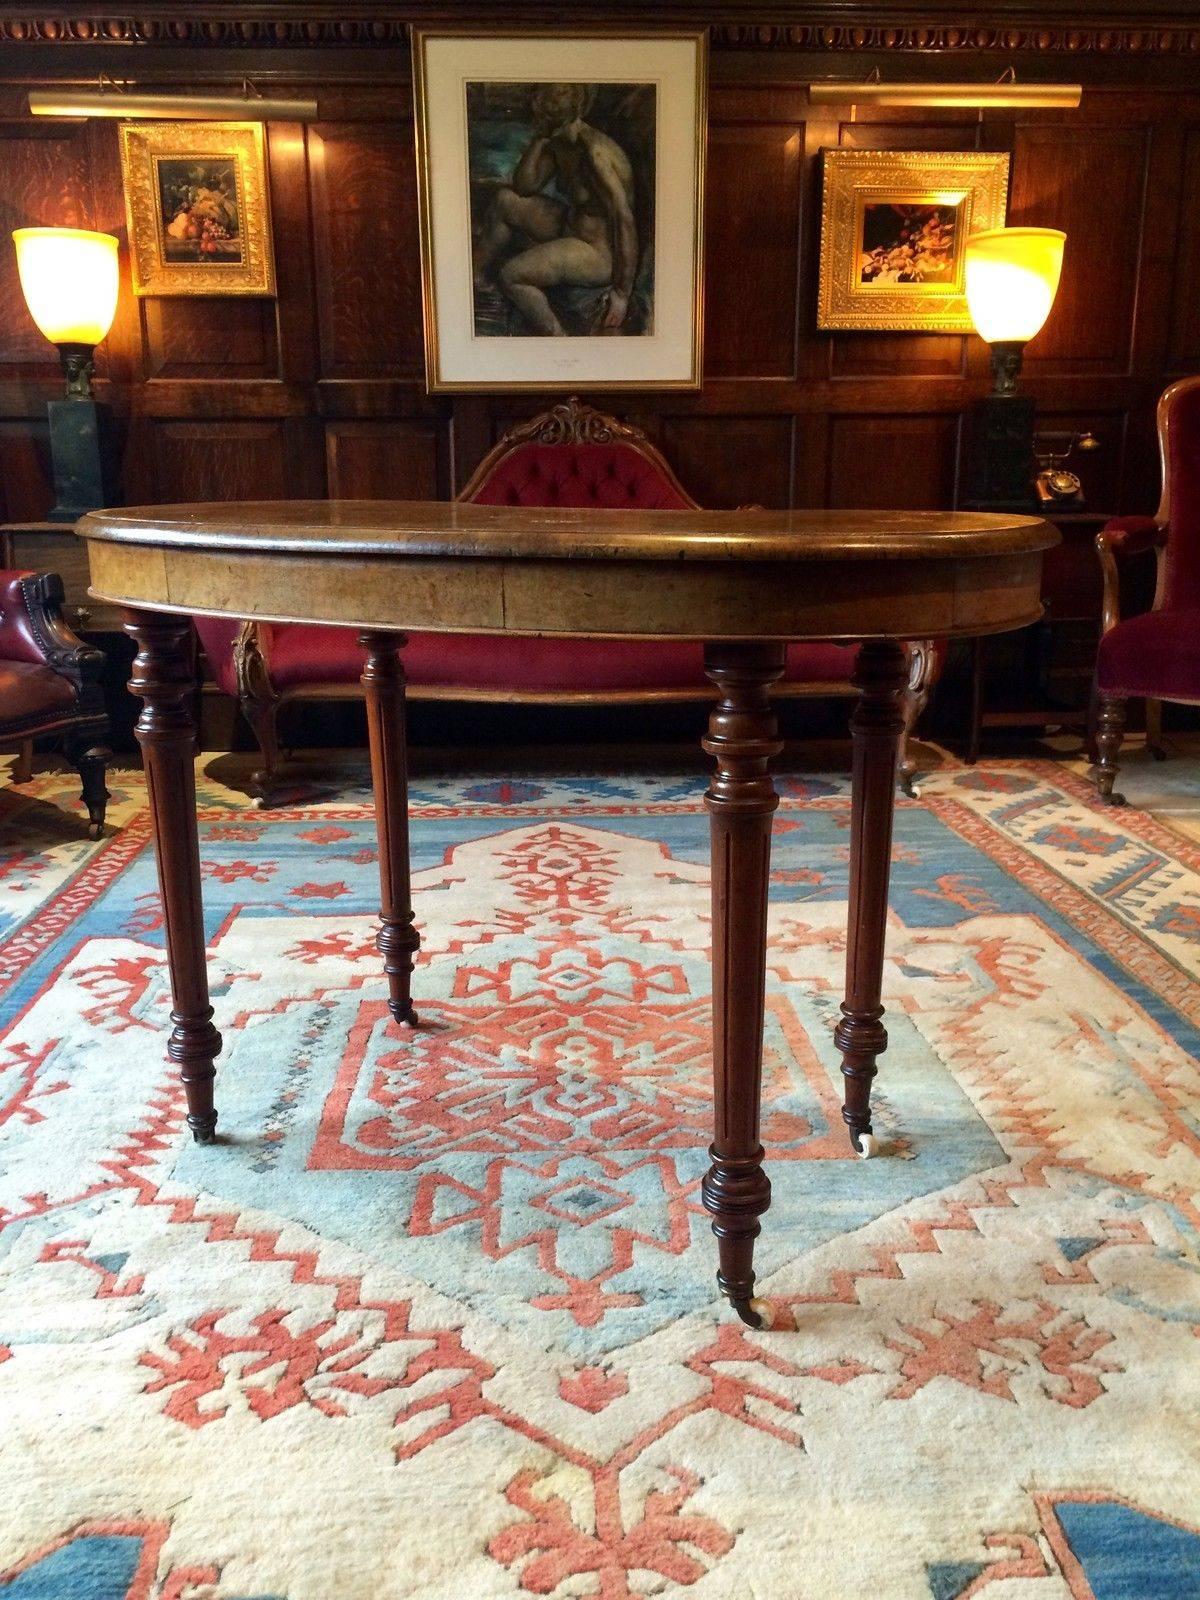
[964,227,1066,394]
[13,227,119,349]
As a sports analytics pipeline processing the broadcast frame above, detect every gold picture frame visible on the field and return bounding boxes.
[119,121,275,297]
[817,149,1010,332]
[412,28,707,392]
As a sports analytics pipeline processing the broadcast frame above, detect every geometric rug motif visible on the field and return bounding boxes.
[1,755,1198,1598]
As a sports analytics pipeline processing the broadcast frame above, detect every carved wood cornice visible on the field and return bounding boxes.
[1,6,1199,56]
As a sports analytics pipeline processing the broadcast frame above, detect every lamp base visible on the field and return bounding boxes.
[962,392,1037,512]
[46,395,110,523]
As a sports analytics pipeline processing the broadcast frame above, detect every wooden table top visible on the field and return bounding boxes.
[80,499,1054,564]
[77,499,1058,643]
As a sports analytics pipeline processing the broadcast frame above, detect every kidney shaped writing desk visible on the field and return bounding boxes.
[77,500,1056,1328]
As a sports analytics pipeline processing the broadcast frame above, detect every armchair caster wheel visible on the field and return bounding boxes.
[855,1131,881,1159]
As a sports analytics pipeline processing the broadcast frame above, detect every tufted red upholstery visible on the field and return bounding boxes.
[466,442,693,511]
[257,625,858,694]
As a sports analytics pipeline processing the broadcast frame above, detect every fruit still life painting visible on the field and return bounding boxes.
[157,159,243,263]
[119,121,275,296]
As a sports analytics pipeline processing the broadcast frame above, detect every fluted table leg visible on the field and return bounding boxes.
[359,631,420,1026]
[836,639,908,1157]
[125,610,222,1143]
[701,641,785,1328]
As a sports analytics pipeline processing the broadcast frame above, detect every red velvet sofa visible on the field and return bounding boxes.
[193,400,936,799]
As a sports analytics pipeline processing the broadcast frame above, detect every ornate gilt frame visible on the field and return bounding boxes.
[118,121,276,296]
[817,149,1010,332]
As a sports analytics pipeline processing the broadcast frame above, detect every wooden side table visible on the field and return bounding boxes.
[963,510,1113,762]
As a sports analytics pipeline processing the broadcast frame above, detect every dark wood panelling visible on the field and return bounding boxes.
[660,415,793,508]
[0,36,1195,528]
[1008,121,1148,372]
[0,122,96,369]
[308,121,424,380]
[1167,126,1200,370]
[150,420,301,502]
[0,419,51,520]
[838,118,979,153]
[827,415,960,510]
[830,333,966,381]
[142,298,279,380]
[325,420,440,498]
[704,123,801,379]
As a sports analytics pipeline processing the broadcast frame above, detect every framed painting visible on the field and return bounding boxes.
[412,29,707,391]
[119,121,275,296]
[817,149,1010,332]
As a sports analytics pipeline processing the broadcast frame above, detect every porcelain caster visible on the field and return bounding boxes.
[732,1297,773,1330]
[855,1131,881,1159]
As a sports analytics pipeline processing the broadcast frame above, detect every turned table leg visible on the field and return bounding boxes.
[836,639,908,1157]
[701,641,785,1328]
[359,631,420,1025]
[125,610,222,1143]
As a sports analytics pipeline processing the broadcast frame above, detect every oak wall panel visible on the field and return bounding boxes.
[0,419,52,520]
[325,420,441,499]
[827,415,960,510]
[149,420,302,503]
[659,415,792,508]
[142,298,279,380]
[704,123,801,379]
[308,122,424,380]
[1008,122,1149,373]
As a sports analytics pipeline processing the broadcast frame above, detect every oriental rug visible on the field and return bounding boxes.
[0,752,1198,1599]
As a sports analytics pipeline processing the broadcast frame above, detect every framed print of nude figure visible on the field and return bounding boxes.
[413,30,706,391]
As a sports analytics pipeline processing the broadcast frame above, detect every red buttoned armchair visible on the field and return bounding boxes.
[193,400,937,800]
[0,569,110,836]
[1093,375,1200,804]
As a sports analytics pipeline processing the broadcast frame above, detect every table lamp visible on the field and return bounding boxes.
[961,225,1066,511]
[12,226,120,522]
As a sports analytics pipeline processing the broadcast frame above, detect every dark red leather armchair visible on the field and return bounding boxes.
[1093,375,1200,804]
[0,569,110,836]
[194,401,937,800]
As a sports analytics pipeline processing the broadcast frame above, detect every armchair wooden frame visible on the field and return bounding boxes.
[224,401,938,800]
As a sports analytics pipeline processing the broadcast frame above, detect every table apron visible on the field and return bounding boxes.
[84,541,1046,641]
